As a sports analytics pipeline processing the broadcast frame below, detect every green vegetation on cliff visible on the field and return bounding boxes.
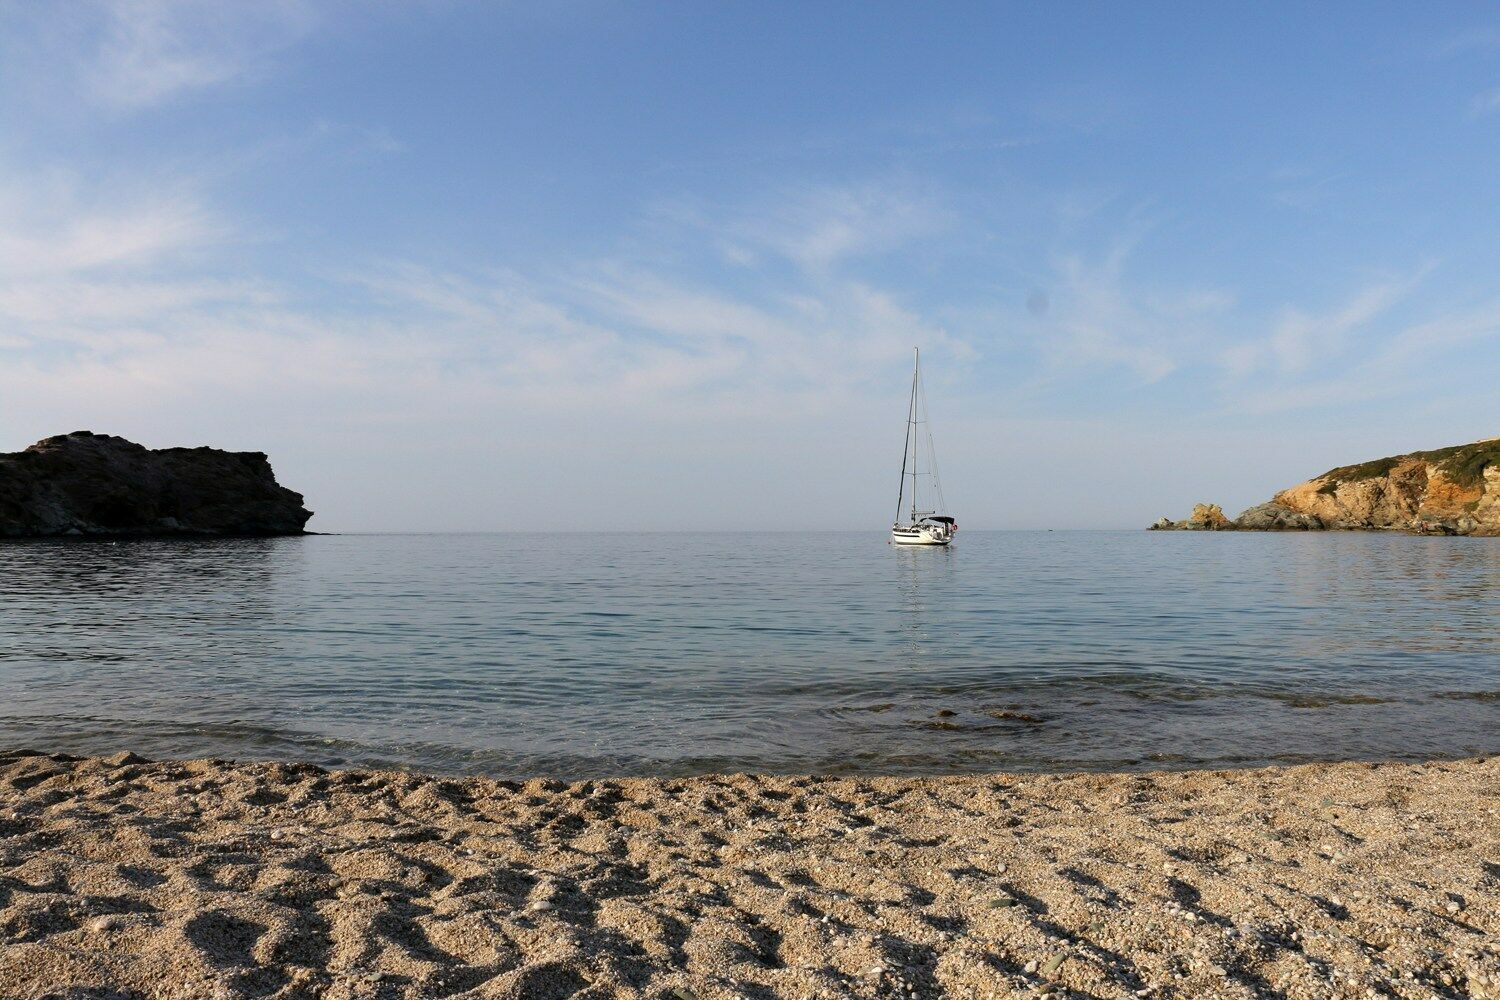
[1318,439,1500,490]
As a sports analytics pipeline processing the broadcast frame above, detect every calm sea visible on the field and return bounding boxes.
[1,532,1496,778]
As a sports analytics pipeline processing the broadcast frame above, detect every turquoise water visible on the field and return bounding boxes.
[1,531,1496,778]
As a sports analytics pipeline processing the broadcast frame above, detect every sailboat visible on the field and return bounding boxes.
[891,348,957,546]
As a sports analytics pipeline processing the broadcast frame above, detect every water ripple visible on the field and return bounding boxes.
[0,531,1496,778]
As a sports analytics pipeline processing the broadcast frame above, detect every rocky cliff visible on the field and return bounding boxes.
[0,432,312,538]
[1151,437,1500,536]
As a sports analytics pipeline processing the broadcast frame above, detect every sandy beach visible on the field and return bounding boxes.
[1,751,1495,999]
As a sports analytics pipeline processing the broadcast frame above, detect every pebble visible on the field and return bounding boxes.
[1444,901,1461,914]
[1023,959,1039,974]
[528,900,554,913]
[89,915,122,933]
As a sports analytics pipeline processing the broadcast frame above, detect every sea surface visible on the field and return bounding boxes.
[1,531,1496,779]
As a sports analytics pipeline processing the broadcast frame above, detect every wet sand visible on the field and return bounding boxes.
[1,751,1495,999]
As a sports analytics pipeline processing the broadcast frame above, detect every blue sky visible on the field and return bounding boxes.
[2,2,1497,530]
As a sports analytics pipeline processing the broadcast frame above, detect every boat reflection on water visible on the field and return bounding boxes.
[892,539,956,658]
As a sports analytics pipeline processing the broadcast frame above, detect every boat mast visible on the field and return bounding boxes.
[895,349,918,524]
[911,348,920,523]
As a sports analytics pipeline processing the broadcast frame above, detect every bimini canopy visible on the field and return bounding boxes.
[922,515,956,525]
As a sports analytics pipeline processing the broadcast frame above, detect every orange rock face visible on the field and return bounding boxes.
[1422,469,1485,519]
[1156,438,1499,535]
[1270,443,1498,535]
[1186,503,1232,529]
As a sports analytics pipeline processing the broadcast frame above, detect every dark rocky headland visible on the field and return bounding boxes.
[0,431,312,538]
[1152,437,1500,536]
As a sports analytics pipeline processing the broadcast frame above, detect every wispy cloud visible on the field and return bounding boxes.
[1219,271,1425,378]
[1469,86,1500,116]
[90,0,317,108]
[311,119,405,155]
[1433,26,1500,59]
[0,168,242,372]
[0,165,965,436]
[1031,234,1234,383]
[1267,167,1349,210]
[1210,261,1500,416]
[656,180,951,273]
[746,182,950,271]
[1224,296,1500,415]
[5,148,1488,451]
[0,0,317,115]
[0,181,219,280]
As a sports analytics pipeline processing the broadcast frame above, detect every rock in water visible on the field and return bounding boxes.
[1152,503,1234,531]
[1185,503,1232,530]
[0,431,312,537]
[1233,502,1324,531]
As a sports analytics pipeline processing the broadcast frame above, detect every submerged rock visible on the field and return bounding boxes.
[0,431,312,538]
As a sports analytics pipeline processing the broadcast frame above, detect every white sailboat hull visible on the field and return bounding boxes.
[891,525,952,546]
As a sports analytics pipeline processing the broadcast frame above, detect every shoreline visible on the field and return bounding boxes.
[2,752,1495,999]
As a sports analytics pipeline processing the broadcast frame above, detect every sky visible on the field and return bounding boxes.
[1,2,1498,531]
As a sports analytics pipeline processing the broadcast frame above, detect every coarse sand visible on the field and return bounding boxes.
[0,751,1495,999]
